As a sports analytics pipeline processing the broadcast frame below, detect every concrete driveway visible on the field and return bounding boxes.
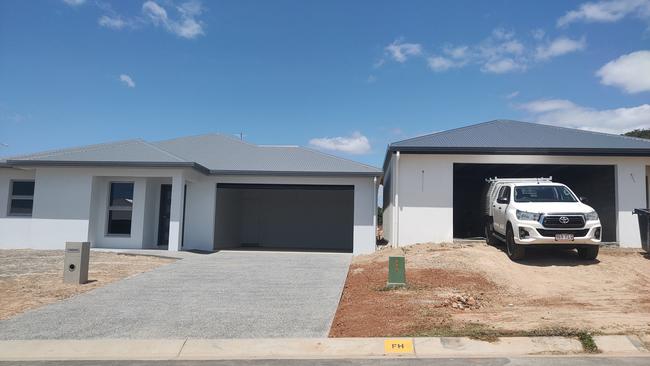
[0,250,351,339]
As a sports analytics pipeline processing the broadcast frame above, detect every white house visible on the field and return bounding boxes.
[0,134,381,254]
[383,120,650,248]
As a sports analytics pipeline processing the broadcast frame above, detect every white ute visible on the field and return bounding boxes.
[483,177,602,261]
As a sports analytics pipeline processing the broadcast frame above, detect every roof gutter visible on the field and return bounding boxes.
[386,146,650,157]
[4,160,212,175]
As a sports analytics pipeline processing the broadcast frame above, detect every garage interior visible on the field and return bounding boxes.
[214,183,354,252]
[453,163,617,242]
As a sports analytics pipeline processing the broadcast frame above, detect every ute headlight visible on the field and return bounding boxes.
[585,211,599,221]
[516,210,540,221]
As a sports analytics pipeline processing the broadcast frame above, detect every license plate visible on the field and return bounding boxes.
[555,233,574,241]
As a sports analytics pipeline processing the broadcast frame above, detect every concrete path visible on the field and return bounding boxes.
[0,335,647,361]
[0,251,351,339]
[4,359,650,366]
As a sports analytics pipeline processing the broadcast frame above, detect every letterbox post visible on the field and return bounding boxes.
[64,242,90,284]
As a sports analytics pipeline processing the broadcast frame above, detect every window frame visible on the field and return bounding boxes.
[105,181,135,237]
[8,180,35,217]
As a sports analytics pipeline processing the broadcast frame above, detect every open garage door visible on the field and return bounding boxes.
[214,183,354,252]
[453,164,617,242]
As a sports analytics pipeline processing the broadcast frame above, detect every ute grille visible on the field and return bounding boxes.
[542,215,585,228]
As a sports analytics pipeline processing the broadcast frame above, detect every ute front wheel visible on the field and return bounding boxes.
[506,224,525,261]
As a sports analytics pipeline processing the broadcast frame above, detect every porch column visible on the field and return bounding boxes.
[168,173,186,252]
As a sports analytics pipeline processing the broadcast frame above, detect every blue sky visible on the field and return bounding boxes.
[1,0,649,167]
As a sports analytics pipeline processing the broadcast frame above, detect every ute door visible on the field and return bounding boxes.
[493,186,511,234]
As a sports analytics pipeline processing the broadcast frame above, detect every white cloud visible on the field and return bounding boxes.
[427,56,462,72]
[518,98,650,133]
[142,1,205,39]
[482,58,526,73]
[444,45,470,59]
[309,132,371,154]
[62,0,86,6]
[97,1,205,39]
[596,50,650,93]
[505,91,520,99]
[98,15,130,30]
[535,36,586,60]
[366,75,377,83]
[385,40,423,63]
[119,74,136,88]
[557,0,650,27]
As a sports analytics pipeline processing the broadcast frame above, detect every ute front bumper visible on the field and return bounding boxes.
[513,220,602,245]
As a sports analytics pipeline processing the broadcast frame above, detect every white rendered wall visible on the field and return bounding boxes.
[0,167,92,249]
[382,158,394,246]
[388,154,650,248]
[0,167,187,249]
[0,166,377,253]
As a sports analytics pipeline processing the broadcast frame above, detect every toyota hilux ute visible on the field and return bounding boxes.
[483,177,602,261]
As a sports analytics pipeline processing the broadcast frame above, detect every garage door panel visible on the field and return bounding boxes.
[215,184,354,252]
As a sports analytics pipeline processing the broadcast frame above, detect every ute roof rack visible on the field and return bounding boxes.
[485,176,553,183]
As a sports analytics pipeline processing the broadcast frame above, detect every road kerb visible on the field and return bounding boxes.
[178,338,409,359]
[0,339,185,361]
[593,335,648,354]
[0,336,648,361]
[415,336,582,356]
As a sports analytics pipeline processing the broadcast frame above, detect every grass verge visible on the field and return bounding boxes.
[412,324,601,352]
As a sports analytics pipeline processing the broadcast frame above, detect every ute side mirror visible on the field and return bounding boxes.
[497,197,509,204]
[579,196,589,204]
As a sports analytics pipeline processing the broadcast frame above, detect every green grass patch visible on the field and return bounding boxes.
[412,324,601,351]
[577,332,599,353]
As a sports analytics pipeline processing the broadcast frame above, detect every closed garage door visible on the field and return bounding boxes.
[214,183,354,252]
[453,163,617,242]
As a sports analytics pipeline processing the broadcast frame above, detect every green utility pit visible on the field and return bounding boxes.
[387,256,406,288]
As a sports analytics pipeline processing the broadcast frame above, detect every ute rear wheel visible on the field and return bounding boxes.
[484,222,499,246]
[506,224,526,261]
[577,246,599,260]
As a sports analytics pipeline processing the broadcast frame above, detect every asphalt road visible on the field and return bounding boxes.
[3,358,650,365]
[0,251,351,339]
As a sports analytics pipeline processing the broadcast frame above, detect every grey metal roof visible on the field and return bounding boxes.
[390,119,650,153]
[5,139,186,162]
[154,134,381,175]
[2,134,381,176]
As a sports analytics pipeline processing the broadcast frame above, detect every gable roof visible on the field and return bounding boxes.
[1,134,380,176]
[383,119,650,172]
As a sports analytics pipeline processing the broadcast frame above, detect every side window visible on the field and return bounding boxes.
[503,186,511,202]
[9,181,35,216]
[498,186,511,203]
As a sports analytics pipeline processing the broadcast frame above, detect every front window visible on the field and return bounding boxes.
[107,182,134,235]
[9,180,35,216]
[514,185,577,203]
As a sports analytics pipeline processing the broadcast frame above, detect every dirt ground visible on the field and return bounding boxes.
[0,250,175,320]
[330,242,650,338]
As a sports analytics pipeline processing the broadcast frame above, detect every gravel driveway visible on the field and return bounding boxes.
[0,251,351,339]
